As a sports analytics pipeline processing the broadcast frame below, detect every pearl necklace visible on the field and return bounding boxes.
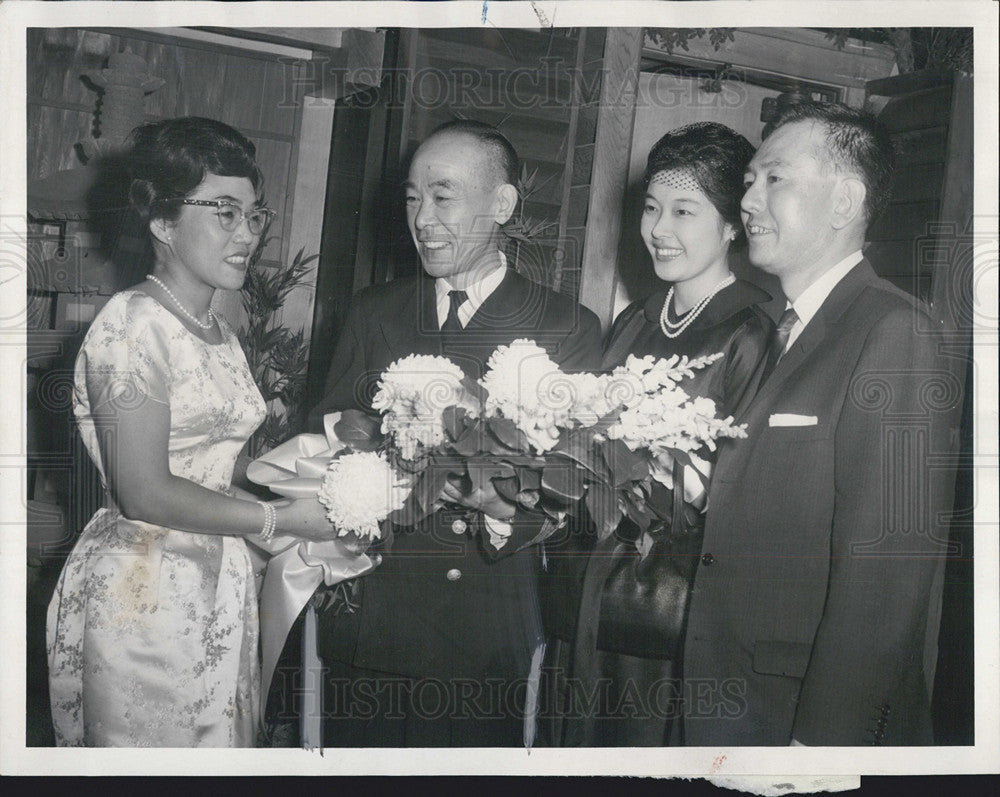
[146,274,216,330]
[659,273,735,339]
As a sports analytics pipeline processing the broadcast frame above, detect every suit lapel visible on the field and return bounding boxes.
[377,276,442,360]
[464,268,529,332]
[750,260,877,406]
[716,260,879,481]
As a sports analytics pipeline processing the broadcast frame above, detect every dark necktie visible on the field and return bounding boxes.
[760,306,799,384]
[440,289,468,332]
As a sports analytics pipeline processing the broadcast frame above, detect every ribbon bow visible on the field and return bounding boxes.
[246,412,380,712]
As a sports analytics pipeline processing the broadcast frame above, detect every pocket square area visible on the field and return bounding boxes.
[769,413,818,427]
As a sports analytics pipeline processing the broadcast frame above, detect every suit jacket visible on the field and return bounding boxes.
[308,267,602,682]
[683,260,961,746]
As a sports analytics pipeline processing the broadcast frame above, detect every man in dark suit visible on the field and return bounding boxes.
[683,102,961,745]
[307,120,602,746]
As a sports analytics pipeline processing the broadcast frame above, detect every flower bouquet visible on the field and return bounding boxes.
[335,339,748,551]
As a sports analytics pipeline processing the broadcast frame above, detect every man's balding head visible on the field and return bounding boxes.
[422,120,519,189]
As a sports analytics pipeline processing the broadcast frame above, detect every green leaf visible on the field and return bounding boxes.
[646,479,674,523]
[621,489,652,533]
[669,448,710,492]
[460,375,488,405]
[451,424,484,457]
[334,409,383,451]
[514,465,542,491]
[586,483,622,541]
[552,428,603,476]
[600,439,650,486]
[393,453,428,474]
[536,491,572,517]
[442,405,470,441]
[541,464,586,503]
[487,416,529,452]
[415,460,454,514]
[467,461,516,493]
[493,475,520,504]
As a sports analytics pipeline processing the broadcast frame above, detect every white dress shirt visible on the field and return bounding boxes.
[783,250,864,352]
[434,252,508,329]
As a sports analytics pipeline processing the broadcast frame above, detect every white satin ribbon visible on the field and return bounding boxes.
[246,412,380,713]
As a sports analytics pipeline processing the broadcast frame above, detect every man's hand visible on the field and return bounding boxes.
[439,474,517,521]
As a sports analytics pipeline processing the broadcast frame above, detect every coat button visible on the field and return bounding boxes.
[451,519,467,535]
[446,568,462,581]
[701,553,715,566]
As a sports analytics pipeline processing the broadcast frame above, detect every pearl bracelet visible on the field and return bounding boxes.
[257,501,277,542]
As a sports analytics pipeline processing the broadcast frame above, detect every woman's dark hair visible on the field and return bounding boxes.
[128,116,263,223]
[643,122,755,245]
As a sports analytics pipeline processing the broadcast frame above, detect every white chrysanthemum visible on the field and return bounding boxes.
[371,354,477,460]
[480,339,602,452]
[481,339,557,413]
[317,451,412,540]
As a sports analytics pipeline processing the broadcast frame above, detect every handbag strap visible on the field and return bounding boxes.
[671,457,685,536]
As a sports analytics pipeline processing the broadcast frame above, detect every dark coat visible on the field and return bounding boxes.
[308,267,602,683]
[541,279,773,747]
[601,279,773,416]
[683,260,960,746]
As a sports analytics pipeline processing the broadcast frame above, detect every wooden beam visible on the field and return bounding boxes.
[643,27,896,91]
[552,29,588,294]
[579,28,643,331]
[204,27,346,54]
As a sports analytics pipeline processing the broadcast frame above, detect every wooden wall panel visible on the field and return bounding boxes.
[865,72,969,310]
[29,30,111,105]
[249,137,294,264]
[894,127,949,167]
[26,105,94,181]
[133,38,183,118]
[27,26,306,333]
[176,47,230,118]
[261,59,301,135]
[221,55,269,131]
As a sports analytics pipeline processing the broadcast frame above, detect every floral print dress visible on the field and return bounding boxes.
[46,290,266,747]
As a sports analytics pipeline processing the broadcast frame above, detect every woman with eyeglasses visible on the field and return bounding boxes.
[47,117,336,747]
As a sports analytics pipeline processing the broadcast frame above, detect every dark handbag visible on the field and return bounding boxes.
[595,462,705,661]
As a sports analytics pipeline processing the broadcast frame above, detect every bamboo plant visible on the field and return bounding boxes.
[238,246,319,459]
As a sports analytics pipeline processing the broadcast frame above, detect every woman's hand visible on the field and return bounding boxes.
[272,499,373,555]
[273,498,338,542]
